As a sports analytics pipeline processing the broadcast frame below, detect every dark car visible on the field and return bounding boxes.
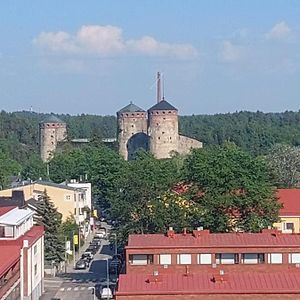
[81,253,92,262]
[87,246,97,255]
[112,254,123,263]
[75,259,88,270]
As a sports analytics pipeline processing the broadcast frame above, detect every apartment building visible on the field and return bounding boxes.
[0,181,87,224]
[116,228,300,299]
[0,206,44,300]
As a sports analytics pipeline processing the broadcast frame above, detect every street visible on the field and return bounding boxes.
[42,224,117,300]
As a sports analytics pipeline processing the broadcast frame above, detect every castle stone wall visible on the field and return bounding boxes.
[148,110,179,159]
[178,135,203,155]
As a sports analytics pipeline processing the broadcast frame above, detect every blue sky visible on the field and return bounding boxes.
[0,0,300,115]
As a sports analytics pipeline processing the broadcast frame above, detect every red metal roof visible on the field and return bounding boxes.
[116,271,300,295]
[127,230,300,249]
[0,206,16,217]
[278,189,300,216]
[0,225,44,248]
[0,245,21,277]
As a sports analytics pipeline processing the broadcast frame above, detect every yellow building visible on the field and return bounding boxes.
[0,181,87,223]
[273,189,300,233]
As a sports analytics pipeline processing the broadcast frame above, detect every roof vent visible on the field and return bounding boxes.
[146,271,162,283]
[153,270,159,276]
[183,228,187,236]
[167,227,175,238]
[193,228,210,238]
[211,270,227,283]
[197,226,203,231]
[23,240,29,248]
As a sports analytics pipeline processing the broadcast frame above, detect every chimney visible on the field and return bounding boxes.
[167,226,175,238]
[183,228,187,236]
[183,265,190,277]
[23,240,29,248]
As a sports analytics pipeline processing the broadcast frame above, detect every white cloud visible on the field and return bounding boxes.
[33,25,198,60]
[265,21,291,40]
[219,41,243,62]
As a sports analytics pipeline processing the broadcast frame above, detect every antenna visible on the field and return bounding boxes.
[157,72,161,103]
[162,73,165,101]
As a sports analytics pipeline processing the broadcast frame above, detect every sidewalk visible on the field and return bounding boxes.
[66,231,94,273]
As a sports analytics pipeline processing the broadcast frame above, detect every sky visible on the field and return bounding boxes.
[0,0,300,115]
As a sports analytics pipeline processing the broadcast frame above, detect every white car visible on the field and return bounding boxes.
[100,287,113,299]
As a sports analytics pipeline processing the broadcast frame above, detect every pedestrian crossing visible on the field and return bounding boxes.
[59,286,94,292]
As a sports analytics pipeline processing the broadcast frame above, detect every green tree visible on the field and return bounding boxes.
[266,144,300,188]
[0,150,21,189]
[37,190,64,263]
[184,143,281,232]
[21,153,47,180]
[110,151,181,242]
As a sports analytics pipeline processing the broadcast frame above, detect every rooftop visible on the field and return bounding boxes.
[148,99,177,111]
[0,225,44,248]
[0,245,21,277]
[118,102,145,114]
[0,207,34,226]
[41,115,65,124]
[278,189,300,216]
[0,206,16,217]
[116,271,300,296]
[127,230,300,249]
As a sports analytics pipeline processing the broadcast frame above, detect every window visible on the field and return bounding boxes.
[284,223,294,230]
[34,264,37,276]
[216,253,238,264]
[177,254,191,265]
[65,195,71,201]
[268,253,282,264]
[4,226,13,237]
[74,208,77,215]
[241,253,264,264]
[198,254,212,264]
[160,254,171,265]
[129,254,153,265]
[34,245,37,255]
[289,253,300,264]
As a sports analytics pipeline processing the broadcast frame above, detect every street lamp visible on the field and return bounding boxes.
[106,258,110,300]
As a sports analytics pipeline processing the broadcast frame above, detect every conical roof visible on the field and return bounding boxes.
[117,102,145,114]
[148,99,177,112]
[41,115,65,124]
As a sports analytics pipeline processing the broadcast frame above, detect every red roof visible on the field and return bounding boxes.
[127,231,300,249]
[0,206,16,217]
[0,245,21,277]
[277,189,300,216]
[0,225,44,248]
[116,271,300,295]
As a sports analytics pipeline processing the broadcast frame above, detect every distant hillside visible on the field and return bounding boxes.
[0,110,300,163]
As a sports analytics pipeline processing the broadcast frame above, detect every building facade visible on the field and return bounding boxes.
[39,116,67,162]
[117,100,202,160]
[0,206,44,300]
[0,181,87,223]
[116,228,300,299]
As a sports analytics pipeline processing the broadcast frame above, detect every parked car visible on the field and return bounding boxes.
[75,259,88,270]
[112,254,123,263]
[81,253,92,263]
[84,250,94,259]
[87,246,97,255]
[100,287,113,299]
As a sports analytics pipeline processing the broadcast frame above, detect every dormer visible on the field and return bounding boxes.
[0,207,35,239]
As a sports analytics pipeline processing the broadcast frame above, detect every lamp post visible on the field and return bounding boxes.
[106,258,110,300]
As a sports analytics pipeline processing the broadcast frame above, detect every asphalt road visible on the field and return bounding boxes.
[42,224,117,300]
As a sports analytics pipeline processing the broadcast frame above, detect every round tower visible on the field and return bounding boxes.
[117,102,148,160]
[148,99,179,159]
[39,115,67,162]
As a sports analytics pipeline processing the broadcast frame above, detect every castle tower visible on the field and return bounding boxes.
[117,102,148,160]
[39,115,67,162]
[148,99,179,159]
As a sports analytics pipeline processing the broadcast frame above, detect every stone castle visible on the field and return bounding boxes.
[117,99,202,160]
[39,74,202,162]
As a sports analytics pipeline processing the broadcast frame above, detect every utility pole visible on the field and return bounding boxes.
[64,236,67,273]
[106,258,109,300]
[73,231,76,268]
[115,234,117,256]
